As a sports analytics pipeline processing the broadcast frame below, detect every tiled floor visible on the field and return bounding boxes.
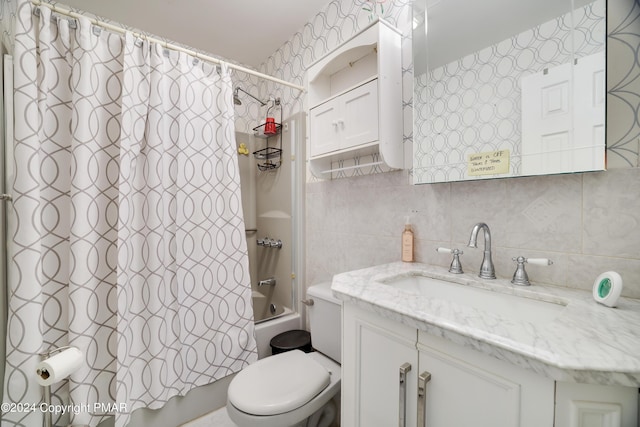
[180,407,238,427]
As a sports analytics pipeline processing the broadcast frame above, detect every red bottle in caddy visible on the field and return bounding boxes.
[264,117,277,135]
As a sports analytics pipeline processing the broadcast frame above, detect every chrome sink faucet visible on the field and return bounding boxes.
[467,223,496,279]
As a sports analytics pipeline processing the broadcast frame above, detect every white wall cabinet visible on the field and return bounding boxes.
[309,79,379,158]
[342,303,638,427]
[306,19,403,178]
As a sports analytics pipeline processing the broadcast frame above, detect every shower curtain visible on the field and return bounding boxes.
[3,2,257,426]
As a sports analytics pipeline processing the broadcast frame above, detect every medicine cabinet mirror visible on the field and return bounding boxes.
[412,0,606,184]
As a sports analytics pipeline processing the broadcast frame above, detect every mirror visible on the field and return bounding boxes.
[412,0,606,184]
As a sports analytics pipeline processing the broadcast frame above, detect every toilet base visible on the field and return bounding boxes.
[227,398,336,427]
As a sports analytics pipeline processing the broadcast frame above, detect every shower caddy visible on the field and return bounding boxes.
[252,97,282,171]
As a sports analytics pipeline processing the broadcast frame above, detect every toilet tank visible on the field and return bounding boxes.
[307,282,342,363]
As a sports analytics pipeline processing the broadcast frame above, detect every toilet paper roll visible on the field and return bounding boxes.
[592,271,623,308]
[36,347,83,386]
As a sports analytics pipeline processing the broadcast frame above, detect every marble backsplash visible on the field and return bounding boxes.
[306,167,640,299]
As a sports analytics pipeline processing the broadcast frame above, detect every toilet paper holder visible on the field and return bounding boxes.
[37,346,78,427]
[37,346,72,379]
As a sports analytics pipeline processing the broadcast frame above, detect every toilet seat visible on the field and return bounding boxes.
[227,350,330,416]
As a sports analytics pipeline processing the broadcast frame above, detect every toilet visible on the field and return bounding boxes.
[226,282,342,427]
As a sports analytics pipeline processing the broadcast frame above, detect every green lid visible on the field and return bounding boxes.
[597,278,612,298]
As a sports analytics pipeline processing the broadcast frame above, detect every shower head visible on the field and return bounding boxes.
[233,86,267,107]
[233,87,242,105]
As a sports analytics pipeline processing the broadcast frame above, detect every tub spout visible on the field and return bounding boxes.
[258,277,276,287]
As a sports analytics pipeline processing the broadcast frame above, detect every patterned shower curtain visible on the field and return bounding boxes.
[3,2,257,426]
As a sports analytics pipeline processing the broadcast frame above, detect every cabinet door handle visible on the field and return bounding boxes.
[398,362,412,427]
[417,371,432,427]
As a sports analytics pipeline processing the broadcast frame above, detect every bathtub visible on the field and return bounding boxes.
[252,296,301,359]
[252,290,288,323]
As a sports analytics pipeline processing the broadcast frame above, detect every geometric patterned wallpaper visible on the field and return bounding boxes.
[607,0,640,168]
[4,0,637,178]
[255,0,640,179]
[256,0,414,180]
[414,1,605,183]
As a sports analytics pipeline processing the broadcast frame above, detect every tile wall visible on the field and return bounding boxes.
[306,167,640,299]
[255,0,640,299]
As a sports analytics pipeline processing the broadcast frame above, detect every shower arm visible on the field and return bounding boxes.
[234,87,267,106]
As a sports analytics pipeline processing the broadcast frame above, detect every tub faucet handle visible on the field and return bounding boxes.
[269,239,283,249]
[436,247,464,274]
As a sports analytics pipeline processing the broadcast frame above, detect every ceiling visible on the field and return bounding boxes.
[58,0,333,67]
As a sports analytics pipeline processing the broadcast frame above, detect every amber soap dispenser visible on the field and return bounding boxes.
[401,217,414,262]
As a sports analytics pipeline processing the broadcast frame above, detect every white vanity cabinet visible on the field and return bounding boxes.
[342,303,638,427]
[342,303,418,426]
[306,19,403,178]
[342,304,553,427]
[555,382,639,427]
[417,331,554,427]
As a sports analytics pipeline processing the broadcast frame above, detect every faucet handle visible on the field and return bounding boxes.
[524,258,553,266]
[436,247,464,274]
[511,256,553,286]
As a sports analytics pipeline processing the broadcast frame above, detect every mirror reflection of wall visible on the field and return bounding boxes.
[413,0,606,184]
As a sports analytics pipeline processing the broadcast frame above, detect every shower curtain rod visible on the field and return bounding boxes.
[31,0,306,92]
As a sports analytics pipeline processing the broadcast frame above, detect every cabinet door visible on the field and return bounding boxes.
[340,79,379,150]
[417,332,554,427]
[342,304,418,427]
[309,99,340,157]
[555,381,638,427]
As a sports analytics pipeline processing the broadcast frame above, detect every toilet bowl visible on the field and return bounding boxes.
[227,282,341,427]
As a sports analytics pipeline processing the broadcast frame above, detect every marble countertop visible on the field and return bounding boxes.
[331,262,640,387]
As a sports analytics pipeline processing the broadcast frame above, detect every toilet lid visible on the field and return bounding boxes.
[228,350,330,416]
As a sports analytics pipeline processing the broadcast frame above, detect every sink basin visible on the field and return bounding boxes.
[381,274,566,324]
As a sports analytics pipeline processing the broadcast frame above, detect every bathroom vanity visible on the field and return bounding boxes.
[333,262,640,427]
